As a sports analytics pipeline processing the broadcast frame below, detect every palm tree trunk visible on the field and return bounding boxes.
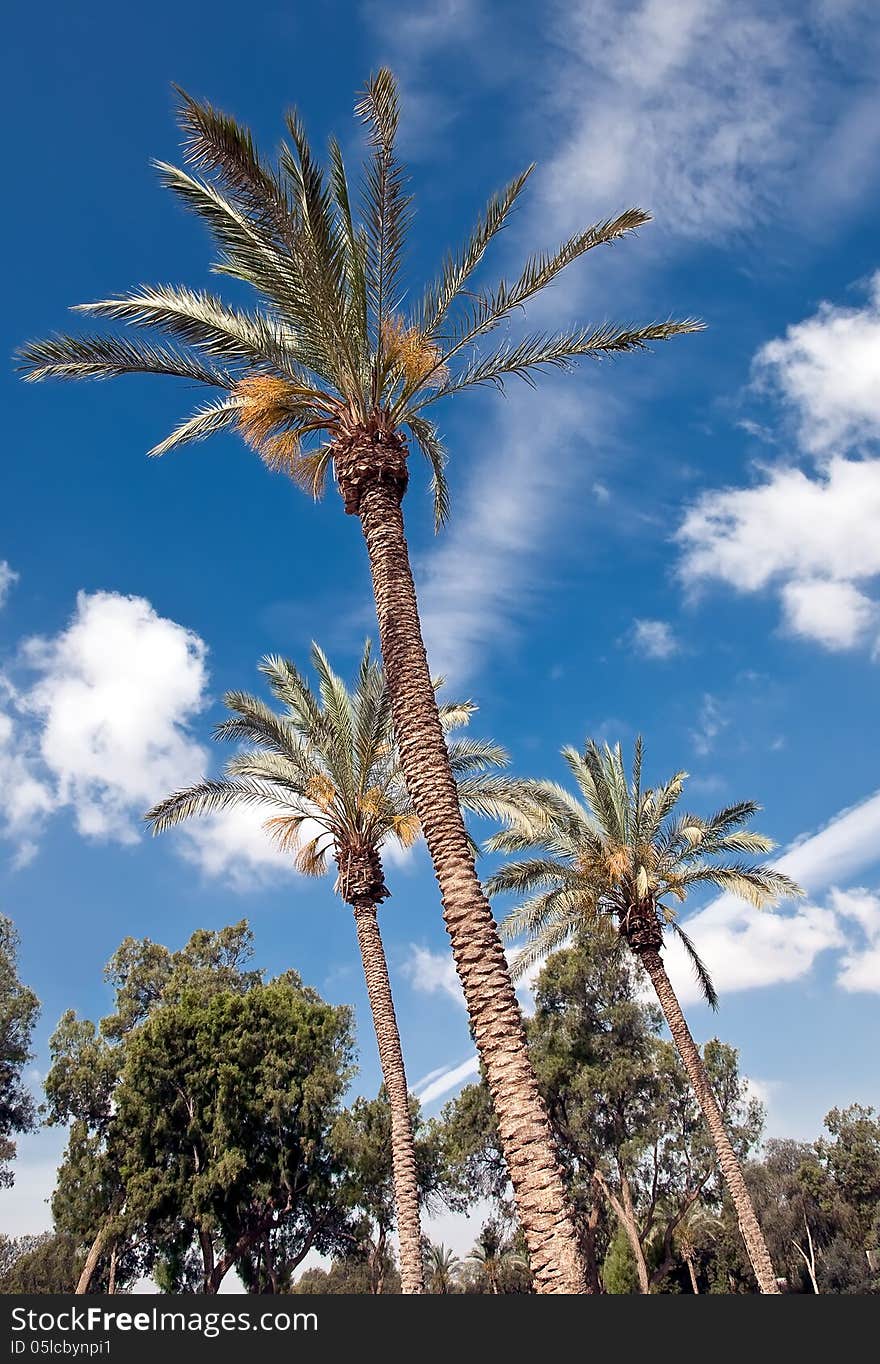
[685,1250,700,1295]
[354,477,588,1294]
[351,896,425,1294]
[75,1224,108,1295]
[638,947,780,1294]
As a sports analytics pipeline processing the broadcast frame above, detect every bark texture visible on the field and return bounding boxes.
[75,1224,108,1295]
[350,892,425,1295]
[351,466,588,1294]
[637,946,780,1294]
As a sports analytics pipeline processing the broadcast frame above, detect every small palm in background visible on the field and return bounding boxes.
[147,641,515,1294]
[486,737,802,1294]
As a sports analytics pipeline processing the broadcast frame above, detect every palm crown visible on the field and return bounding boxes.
[146,641,514,904]
[18,71,701,528]
[486,739,803,1006]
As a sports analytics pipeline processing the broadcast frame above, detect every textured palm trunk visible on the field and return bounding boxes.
[351,895,425,1294]
[685,1250,700,1295]
[638,947,780,1294]
[350,469,588,1294]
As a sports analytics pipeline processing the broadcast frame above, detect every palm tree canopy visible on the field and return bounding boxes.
[146,640,520,901]
[486,738,803,1006]
[17,72,703,528]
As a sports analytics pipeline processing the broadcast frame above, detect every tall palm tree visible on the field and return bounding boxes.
[18,74,701,1290]
[487,739,802,1294]
[424,1241,461,1294]
[146,641,512,1295]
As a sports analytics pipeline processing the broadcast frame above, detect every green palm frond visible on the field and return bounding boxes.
[667,920,719,1010]
[446,738,510,776]
[486,857,579,899]
[487,738,803,1005]
[17,333,234,386]
[147,396,243,458]
[174,86,293,245]
[328,136,369,365]
[419,319,704,404]
[677,863,803,908]
[145,776,287,833]
[73,284,299,373]
[404,413,449,529]
[355,68,412,347]
[281,110,361,395]
[417,165,534,338]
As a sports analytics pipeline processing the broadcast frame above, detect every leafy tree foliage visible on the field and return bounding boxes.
[43,922,355,1293]
[0,916,39,1186]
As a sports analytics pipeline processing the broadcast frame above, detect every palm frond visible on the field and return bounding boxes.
[678,863,804,908]
[668,920,719,1010]
[145,776,284,833]
[174,87,293,245]
[355,69,412,347]
[148,396,243,457]
[403,412,449,529]
[417,165,534,337]
[17,333,234,386]
[73,284,299,373]
[419,319,704,405]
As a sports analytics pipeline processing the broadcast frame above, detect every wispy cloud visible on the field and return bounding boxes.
[414,1054,480,1106]
[630,618,680,660]
[417,383,600,683]
[540,0,880,244]
[0,561,19,610]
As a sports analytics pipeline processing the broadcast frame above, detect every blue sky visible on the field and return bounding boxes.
[3,0,880,1245]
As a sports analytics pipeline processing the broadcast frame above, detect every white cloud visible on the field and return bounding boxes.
[780,578,876,651]
[690,693,728,756]
[753,273,880,455]
[0,682,56,867]
[0,561,19,610]
[21,592,208,843]
[665,789,880,1004]
[0,590,303,888]
[404,944,465,1009]
[174,805,301,891]
[631,618,679,659]
[415,1054,480,1106]
[830,886,880,992]
[541,0,879,243]
[677,456,880,653]
[418,384,599,683]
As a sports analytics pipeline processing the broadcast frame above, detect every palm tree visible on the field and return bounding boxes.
[674,1203,722,1294]
[467,1222,527,1294]
[487,738,802,1294]
[146,641,513,1295]
[18,74,701,1291]
[424,1241,461,1294]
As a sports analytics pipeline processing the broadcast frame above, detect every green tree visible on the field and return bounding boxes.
[19,74,701,1292]
[45,924,355,1293]
[0,1233,83,1294]
[147,643,509,1294]
[0,916,39,1186]
[489,738,801,1292]
[440,935,763,1293]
